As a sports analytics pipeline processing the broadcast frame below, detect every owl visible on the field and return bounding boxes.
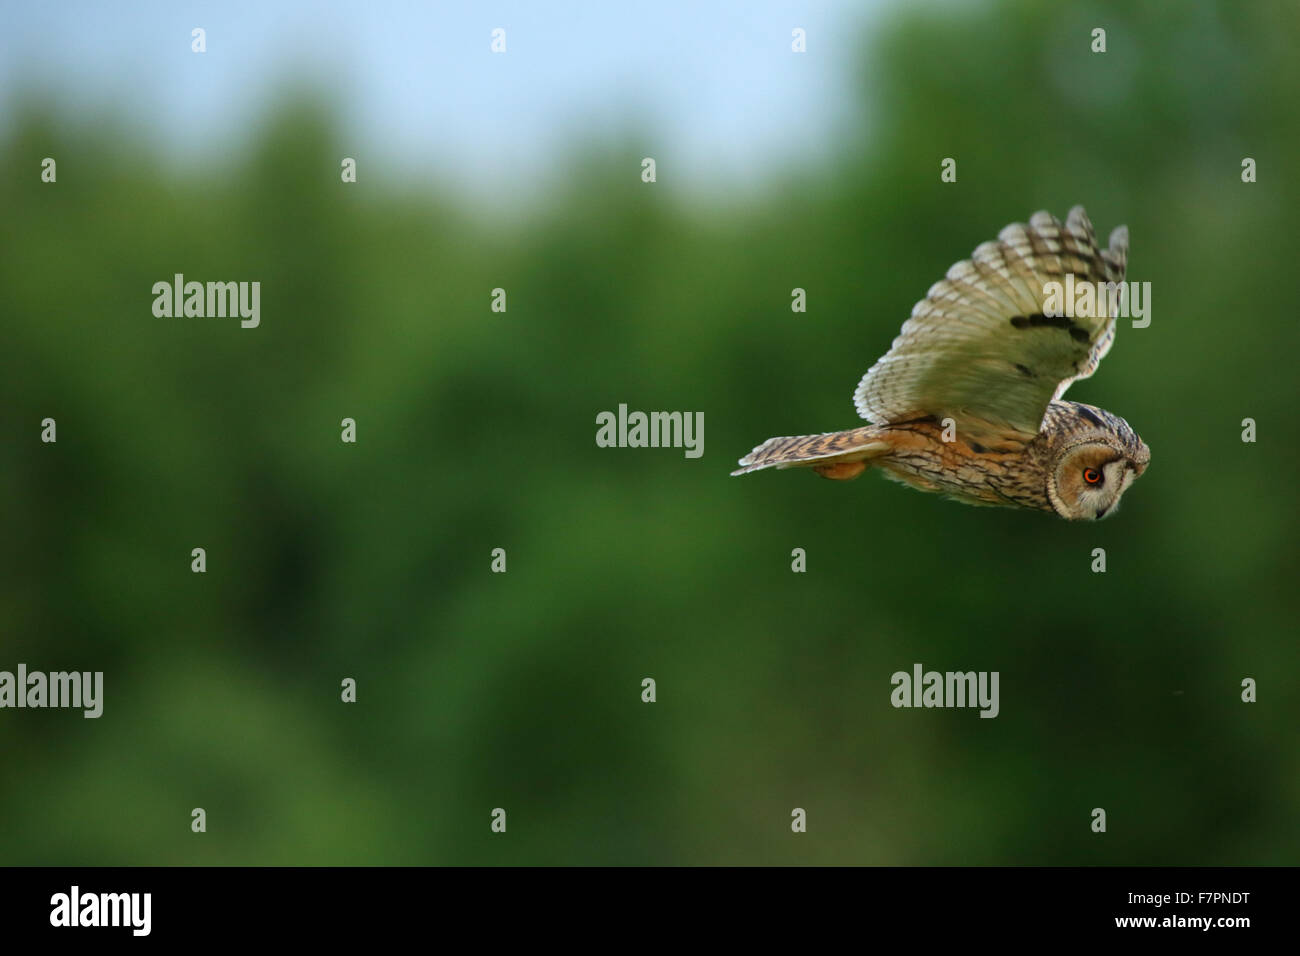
[733,206,1150,520]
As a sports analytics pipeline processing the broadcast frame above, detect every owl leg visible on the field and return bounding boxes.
[813,461,867,480]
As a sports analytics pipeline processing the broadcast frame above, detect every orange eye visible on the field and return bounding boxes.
[1083,467,1103,485]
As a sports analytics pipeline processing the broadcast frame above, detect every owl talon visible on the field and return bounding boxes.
[813,461,867,481]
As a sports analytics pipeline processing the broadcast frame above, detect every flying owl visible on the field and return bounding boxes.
[732,206,1149,520]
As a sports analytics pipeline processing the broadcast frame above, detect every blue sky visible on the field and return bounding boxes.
[0,1,885,200]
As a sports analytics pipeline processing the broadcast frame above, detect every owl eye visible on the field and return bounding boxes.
[1083,467,1103,485]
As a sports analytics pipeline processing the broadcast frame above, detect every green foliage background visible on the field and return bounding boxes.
[2,2,1297,864]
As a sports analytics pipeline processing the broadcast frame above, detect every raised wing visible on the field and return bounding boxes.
[852,206,1129,440]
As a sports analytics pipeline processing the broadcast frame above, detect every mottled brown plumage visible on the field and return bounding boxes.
[733,207,1150,520]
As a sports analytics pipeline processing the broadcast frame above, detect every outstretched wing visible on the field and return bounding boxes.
[852,206,1129,441]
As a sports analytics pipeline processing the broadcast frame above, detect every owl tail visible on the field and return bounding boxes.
[731,426,891,477]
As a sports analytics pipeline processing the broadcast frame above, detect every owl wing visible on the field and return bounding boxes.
[853,206,1129,441]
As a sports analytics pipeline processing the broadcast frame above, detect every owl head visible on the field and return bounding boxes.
[1045,402,1150,521]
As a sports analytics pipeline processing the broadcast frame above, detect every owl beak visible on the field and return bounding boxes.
[1095,504,1109,520]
